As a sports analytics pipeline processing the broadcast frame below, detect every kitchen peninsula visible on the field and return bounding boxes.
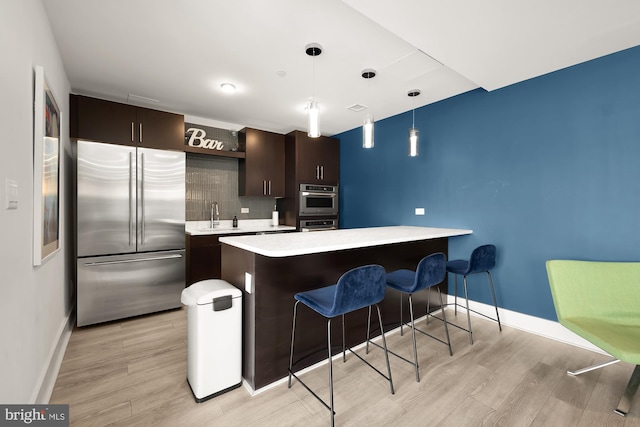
[219,226,472,390]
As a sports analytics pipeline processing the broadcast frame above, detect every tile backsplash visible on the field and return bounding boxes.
[186,153,277,221]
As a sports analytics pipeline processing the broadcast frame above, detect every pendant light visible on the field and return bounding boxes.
[305,43,322,138]
[407,89,421,157]
[361,69,376,149]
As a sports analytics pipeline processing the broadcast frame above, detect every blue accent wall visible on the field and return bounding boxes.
[337,45,640,321]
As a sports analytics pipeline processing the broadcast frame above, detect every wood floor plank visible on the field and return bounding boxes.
[50,306,640,426]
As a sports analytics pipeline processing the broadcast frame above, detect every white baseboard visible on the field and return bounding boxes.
[445,294,608,356]
[33,308,75,404]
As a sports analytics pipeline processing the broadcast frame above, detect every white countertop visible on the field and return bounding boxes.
[219,226,472,257]
[186,220,296,236]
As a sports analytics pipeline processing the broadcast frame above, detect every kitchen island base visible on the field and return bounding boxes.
[221,237,450,390]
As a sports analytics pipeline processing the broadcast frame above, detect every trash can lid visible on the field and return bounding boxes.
[181,279,242,306]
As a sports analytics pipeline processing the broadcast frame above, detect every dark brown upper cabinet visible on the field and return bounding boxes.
[285,130,339,185]
[70,94,184,151]
[238,128,285,197]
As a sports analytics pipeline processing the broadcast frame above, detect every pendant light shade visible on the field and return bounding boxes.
[363,112,374,148]
[306,98,320,138]
[305,43,322,138]
[361,68,376,149]
[407,89,421,157]
[408,127,419,157]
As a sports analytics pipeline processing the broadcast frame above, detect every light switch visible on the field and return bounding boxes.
[241,207,249,214]
[245,272,252,294]
[5,179,17,210]
[415,207,425,215]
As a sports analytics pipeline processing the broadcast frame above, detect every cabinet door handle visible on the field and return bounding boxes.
[131,122,135,142]
[263,180,267,195]
[268,180,272,195]
[139,123,143,143]
[316,165,320,180]
[320,166,324,180]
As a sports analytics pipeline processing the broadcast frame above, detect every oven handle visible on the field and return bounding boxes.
[301,191,337,197]
[301,226,337,232]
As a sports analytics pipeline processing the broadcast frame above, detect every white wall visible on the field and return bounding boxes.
[0,0,72,403]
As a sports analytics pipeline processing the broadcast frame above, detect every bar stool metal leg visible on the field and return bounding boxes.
[437,287,453,356]
[408,294,420,382]
[399,292,405,335]
[288,301,299,388]
[327,318,335,427]
[454,274,459,315]
[463,276,473,344]
[374,304,394,394]
[366,306,372,354]
[487,271,502,331]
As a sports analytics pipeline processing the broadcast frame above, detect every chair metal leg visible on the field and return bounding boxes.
[487,271,502,331]
[463,276,473,344]
[375,304,395,394]
[327,318,335,427]
[288,301,299,388]
[437,288,453,356]
[568,358,620,376]
[408,294,420,382]
[615,365,640,417]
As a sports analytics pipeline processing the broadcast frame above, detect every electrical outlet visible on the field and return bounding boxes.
[241,207,249,214]
[415,207,425,215]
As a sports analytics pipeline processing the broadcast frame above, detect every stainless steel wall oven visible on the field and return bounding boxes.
[298,184,338,216]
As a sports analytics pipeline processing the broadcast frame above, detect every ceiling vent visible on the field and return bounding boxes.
[347,103,367,112]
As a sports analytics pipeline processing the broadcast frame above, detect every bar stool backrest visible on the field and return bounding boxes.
[414,252,447,293]
[332,264,386,316]
[467,244,496,274]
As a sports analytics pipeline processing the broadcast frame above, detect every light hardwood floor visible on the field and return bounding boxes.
[50,307,640,426]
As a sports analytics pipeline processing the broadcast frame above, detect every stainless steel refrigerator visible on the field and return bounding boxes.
[76,140,186,326]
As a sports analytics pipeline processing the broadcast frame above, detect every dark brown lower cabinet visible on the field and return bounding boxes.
[186,235,223,286]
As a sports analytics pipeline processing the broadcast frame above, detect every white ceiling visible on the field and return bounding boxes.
[43,0,640,136]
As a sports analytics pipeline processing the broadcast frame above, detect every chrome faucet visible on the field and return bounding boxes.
[211,202,220,228]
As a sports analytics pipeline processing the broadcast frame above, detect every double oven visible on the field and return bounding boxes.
[298,184,338,231]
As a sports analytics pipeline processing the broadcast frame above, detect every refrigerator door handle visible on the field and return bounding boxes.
[129,152,134,247]
[82,253,183,267]
[140,152,145,245]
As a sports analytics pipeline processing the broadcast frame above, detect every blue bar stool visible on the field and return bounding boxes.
[446,244,501,344]
[288,264,394,427]
[380,252,452,382]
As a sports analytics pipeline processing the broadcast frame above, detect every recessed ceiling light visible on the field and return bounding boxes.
[220,83,236,93]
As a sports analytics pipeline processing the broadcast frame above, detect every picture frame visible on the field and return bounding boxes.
[33,65,61,266]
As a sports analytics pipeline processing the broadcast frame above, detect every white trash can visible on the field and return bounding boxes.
[181,279,242,402]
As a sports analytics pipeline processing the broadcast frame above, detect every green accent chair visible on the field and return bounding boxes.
[546,260,640,416]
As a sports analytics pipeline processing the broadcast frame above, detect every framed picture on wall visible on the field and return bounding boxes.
[33,65,61,266]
